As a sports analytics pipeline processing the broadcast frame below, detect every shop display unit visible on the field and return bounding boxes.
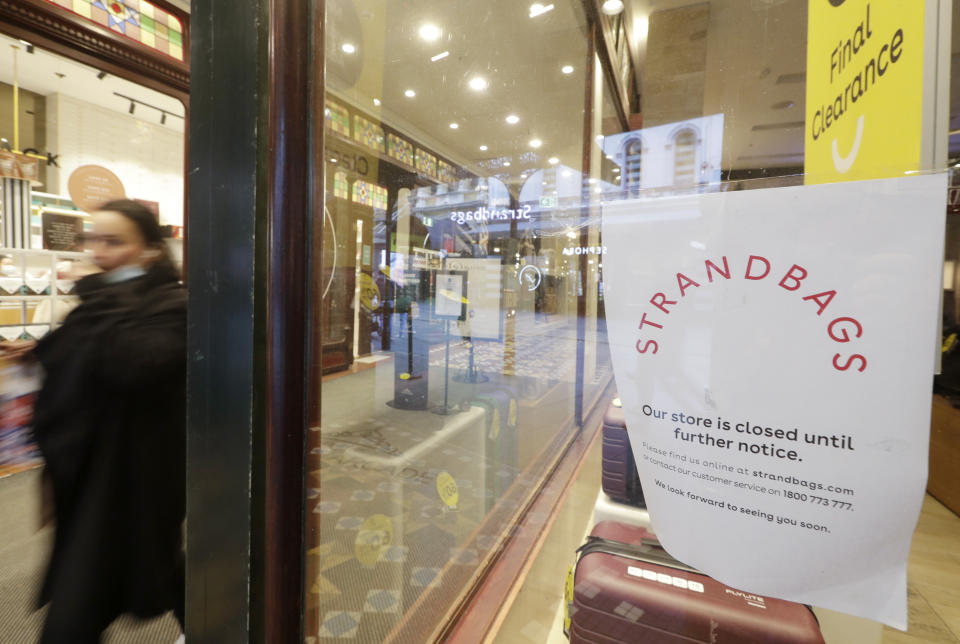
[0,247,85,478]
[0,247,86,341]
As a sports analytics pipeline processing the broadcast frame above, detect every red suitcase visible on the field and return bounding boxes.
[568,521,824,644]
[602,399,645,507]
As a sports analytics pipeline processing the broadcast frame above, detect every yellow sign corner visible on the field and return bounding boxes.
[805,0,926,183]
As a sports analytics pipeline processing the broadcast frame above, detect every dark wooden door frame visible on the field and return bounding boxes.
[187,0,259,640]
[188,0,312,641]
[263,0,313,641]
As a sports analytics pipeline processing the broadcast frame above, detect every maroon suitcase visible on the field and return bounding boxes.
[602,399,645,507]
[568,521,824,644]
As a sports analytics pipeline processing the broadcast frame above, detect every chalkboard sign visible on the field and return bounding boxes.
[42,212,84,251]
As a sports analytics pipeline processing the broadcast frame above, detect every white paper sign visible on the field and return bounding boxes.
[602,174,947,629]
[445,258,503,340]
[435,273,465,319]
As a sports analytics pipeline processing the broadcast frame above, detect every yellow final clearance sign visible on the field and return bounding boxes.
[805,1,925,183]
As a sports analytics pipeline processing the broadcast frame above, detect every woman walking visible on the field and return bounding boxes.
[2,199,186,642]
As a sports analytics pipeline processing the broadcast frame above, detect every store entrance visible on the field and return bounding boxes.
[0,30,186,642]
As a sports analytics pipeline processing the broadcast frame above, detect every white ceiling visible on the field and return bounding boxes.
[6,0,955,176]
[328,0,960,177]
[326,0,813,177]
[327,0,592,176]
[0,32,186,134]
[701,0,807,170]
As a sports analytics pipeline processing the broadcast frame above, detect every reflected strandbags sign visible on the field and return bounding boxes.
[601,174,947,629]
[804,0,925,183]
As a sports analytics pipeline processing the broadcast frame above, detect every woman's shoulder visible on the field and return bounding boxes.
[142,279,186,316]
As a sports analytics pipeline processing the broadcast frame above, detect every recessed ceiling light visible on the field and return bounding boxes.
[419,23,441,41]
[601,0,624,16]
[505,114,520,125]
[529,138,543,149]
[449,122,459,129]
[479,145,488,151]
[341,43,356,54]
[405,89,416,98]
[561,65,574,74]
[549,157,559,164]
[529,3,555,17]
[373,98,381,106]
[504,161,512,167]
[469,77,489,91]
[431,51,450,62]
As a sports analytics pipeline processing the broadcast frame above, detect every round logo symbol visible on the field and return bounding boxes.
[355,514,393,567]
[436,471,459,509]
[827,0,846,6]
[518,265,542,291]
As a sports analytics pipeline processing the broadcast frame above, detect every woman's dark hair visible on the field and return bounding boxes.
[97,199,179,277]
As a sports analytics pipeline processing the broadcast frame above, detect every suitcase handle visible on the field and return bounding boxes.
[577,536,700,575]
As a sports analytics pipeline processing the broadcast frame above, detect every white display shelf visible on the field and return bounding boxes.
[0,248,87,336]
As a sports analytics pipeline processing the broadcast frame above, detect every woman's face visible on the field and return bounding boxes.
[87,210,148,271]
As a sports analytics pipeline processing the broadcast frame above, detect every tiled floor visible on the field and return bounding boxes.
[497,438,960,644]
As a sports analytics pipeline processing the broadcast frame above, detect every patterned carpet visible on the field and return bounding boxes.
[306,400,519,642]
[0,469,181,643]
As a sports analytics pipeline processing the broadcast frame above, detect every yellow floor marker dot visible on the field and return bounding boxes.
[437,471,459,509]
[355,514,393,567]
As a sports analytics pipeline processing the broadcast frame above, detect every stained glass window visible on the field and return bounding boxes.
[372,184,388,211]
[387,134,414,166]
[354,115,386,153]
[352,180,388,211]
[415,149,438,179]
[325,101,351,137]
[43,0,185,62]
[438,160,457,184]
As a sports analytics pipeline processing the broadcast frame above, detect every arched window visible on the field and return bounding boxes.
[623,138,643,194]
[672,128,698,187]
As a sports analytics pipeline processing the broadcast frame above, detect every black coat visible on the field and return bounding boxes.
[32,262,186,632]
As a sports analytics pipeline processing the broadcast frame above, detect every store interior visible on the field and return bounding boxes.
[307,1,960,643]
[0,12,185,641]
[0,0,958,643]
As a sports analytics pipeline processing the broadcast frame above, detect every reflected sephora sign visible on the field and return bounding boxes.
[562,246,607,256]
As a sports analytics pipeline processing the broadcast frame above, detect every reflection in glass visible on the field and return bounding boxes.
[309,1,603,641]
[303,0,856,641]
